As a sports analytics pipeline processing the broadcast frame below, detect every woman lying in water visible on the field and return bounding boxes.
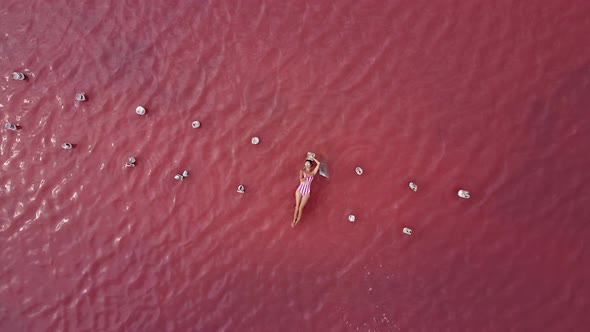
[292,154,320,228]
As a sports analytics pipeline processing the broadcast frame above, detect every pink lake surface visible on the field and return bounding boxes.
[1,0,589,331]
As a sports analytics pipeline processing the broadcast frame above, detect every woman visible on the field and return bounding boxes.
[292,155,320,228]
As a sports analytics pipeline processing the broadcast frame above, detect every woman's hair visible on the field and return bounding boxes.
[305,159,313,164]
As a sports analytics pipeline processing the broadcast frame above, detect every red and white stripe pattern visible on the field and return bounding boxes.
[297,174,314,195]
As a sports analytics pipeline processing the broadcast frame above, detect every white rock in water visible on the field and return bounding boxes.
[237,185,245,193]
[174,174,183,181]
[192,121,201,128]
[75,93,86,101]
[403,227,412,235]
[61,143,73,149]
[5,123,17,131]
[458,190,470,199]
[355,167,363,175]
[251,137,260,145]
[409,182,417,191]
[135,106,146,115]
[182,170,189,177]
[348,214,356,222]
[12,72,25,80]
[126,157,136,167]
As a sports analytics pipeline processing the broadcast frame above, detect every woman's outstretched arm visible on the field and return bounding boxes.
[311,157,321,175]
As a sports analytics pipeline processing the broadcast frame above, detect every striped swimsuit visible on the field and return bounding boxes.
[298,173,314,196]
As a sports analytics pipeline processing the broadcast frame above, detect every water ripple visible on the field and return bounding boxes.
[0,0,588,331]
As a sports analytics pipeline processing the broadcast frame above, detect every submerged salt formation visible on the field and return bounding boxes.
[5,122,17,131]
[135,106,146,115]
[458,189,470,199]
[11,72,25,80]
[126,157,136,167]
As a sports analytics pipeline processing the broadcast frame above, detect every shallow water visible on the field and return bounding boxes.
[1,0,589,331]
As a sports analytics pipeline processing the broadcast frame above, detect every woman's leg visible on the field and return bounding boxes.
[292,189,302,227]
[294,193,311,224]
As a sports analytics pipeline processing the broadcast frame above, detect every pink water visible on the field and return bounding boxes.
[1,0,589,331]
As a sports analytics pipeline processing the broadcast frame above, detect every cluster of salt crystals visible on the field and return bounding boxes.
[458,189,470,199]
[12,72,25,80]
[8,74,472,231]
[5,123,17,131]
[343,175,470,236]
[7,74,24,129]
[5,81,207,182]
[125,157,136,167]
[174,170,189,180]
